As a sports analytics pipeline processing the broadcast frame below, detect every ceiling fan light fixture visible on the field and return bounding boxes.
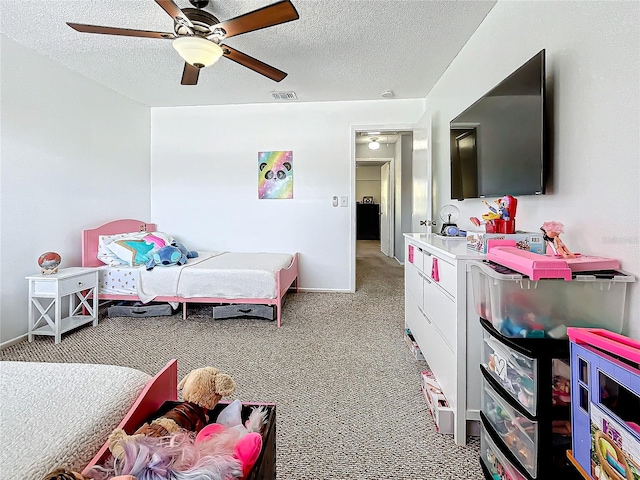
[173,36,223,68]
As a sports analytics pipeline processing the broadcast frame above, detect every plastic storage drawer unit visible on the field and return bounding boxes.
[470,261,635,338]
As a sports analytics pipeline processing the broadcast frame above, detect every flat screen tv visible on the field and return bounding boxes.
[450,49,548,200]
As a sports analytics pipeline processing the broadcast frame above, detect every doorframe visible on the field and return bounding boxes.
[350,123,419,293]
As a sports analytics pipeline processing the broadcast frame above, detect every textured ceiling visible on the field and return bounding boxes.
[0,0,496,107]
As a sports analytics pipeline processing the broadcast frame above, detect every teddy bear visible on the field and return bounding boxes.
[108,366,235,459]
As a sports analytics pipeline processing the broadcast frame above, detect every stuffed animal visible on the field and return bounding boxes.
[173,242,198,260]
[108,366,235,459]
[145,242,198,270]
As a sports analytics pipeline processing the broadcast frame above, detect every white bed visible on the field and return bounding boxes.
[84,220,299,326]
[0,361,152,479]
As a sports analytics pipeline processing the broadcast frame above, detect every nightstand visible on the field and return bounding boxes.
[26,267,99,344]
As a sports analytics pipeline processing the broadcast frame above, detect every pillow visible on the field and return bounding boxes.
[97,232,146,266]
[97,231,176,266]
[107,239,155,266]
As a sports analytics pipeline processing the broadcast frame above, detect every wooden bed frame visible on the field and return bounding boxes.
[82,219,299,327]
[83,359,277,479]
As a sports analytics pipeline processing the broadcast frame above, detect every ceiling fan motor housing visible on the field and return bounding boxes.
[175,8,221,37]
[189,0,210,8]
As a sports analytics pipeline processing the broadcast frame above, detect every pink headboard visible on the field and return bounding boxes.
[82,219,157,267]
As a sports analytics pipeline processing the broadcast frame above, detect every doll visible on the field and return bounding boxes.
[540,221,576,258]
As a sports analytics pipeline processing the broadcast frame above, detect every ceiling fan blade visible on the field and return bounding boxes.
[181,63,201,85]
[222,45,287,82]
[67,22,176,39]
[210,0,299,40]
[154,0,194,30]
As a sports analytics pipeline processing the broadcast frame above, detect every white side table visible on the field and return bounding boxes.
[26,267,99,344]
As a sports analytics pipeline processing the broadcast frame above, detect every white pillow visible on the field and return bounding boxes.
[97,232,147,266]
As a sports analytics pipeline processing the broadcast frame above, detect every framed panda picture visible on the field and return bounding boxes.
[362,196,374,204]
[258,151,293,199]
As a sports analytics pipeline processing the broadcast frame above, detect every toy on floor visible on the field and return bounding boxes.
[540,221,576,258]
[108,366,235,459]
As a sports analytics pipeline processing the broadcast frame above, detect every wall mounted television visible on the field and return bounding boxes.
[450,49,548,200]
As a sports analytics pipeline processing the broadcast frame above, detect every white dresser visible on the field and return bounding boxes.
[404,233,484,445]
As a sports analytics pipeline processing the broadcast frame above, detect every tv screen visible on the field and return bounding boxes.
[450,49,547,200]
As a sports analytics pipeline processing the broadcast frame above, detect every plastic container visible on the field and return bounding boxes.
[482,376,538,477]
[470,261,634,338]
[480,422,528,480]
[482,327,537,416]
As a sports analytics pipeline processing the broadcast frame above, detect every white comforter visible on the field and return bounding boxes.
[0,361,151,480]
[136,251,294,303]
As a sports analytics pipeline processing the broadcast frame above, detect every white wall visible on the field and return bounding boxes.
[356,166,381,204]
[0,36,151,346]
[425,1,640,337]
[150,100,423,292]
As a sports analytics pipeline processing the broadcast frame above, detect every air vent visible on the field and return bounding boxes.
[271,91,297,100]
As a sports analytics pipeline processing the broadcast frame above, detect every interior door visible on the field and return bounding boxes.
[380,162,391,256]
[411,113,433,232]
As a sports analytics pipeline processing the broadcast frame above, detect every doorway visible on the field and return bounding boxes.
[354,129,410,288]
[351,118,433,293]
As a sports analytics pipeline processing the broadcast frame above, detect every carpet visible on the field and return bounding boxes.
[1,240,482,479]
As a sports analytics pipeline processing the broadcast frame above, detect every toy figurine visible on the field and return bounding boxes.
[540,221,576,258]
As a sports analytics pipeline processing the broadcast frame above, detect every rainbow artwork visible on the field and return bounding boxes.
[258,151,293,199]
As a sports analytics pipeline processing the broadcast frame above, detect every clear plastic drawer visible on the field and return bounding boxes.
[481,422,528,480]
[482,327,537,416]
[482,376,538,477]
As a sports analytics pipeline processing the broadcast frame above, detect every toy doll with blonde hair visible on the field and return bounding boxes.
[540,221,576,258]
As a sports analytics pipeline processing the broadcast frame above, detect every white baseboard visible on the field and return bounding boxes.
[1,334,27,350]
[295,287,353,293]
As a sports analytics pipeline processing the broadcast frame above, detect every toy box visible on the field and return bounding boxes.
[568,328,640,480]
[466,231,545,254]
[404,328,425,360]
[421,369,453,435]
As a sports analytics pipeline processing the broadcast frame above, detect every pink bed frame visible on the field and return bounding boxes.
[82,219,299,327]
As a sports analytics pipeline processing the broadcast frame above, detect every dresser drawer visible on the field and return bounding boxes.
[482,327,537,416]
[424,254,457,297]
[423,275,456,351]
[482,376,538,477]
[59,271,97,297]
[405,261,424,305]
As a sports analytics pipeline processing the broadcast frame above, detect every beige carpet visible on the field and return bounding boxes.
[1,240,482,479]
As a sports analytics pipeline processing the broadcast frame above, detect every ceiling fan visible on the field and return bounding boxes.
[67,0,299,85]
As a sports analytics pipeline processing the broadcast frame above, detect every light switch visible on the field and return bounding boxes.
[332,196,339,207]
[340,196,349,207]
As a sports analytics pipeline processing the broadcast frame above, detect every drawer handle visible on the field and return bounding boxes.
[418,306,432,323]
[78,282,83,287]
[238,309,253,314]
[432,258,440,282]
